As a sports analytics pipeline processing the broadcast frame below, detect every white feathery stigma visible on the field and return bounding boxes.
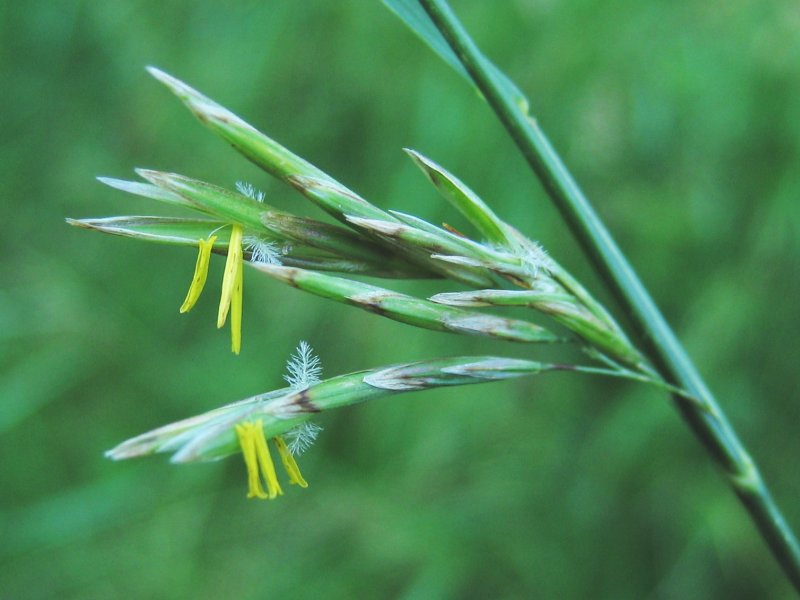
[283,341,324,456]
[284,341,322,389]
[521,241,555,279]
[235,180,265,202]
[244,236,282,265]
[284,422,323,456]
[236,181,283,264]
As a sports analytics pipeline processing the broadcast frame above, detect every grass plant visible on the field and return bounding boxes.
[65,0,800,592]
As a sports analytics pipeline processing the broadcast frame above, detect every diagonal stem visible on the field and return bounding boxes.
[417,0,800,590]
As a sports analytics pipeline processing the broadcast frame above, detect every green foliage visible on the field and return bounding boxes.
[3,1,800,598]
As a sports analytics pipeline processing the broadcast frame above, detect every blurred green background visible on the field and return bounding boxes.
[3,1,800,598]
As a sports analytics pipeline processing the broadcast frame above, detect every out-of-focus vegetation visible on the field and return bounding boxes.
[3,1,799,597]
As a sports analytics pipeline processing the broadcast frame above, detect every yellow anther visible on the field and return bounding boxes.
[235,420,311,501]
[252,421,283,498]
[217,225,244,354]
[235,422,268,499]
[218,224,243,328]
[230,243,243,354]
[274,436,308,488]
[179,235,217,313]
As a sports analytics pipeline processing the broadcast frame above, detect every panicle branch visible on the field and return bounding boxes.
[69,67,650,373]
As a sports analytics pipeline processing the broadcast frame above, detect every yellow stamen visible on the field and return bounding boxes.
[252,420,283,498]
[217,225,243,328]
[274,436,309,488]
[235,422,268,499]
[229,241,243,354]
[179,236,217,313]
[234,420,310,501]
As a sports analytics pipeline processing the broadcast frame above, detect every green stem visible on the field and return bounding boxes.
[555,363,697,401]
[418,0,800,590]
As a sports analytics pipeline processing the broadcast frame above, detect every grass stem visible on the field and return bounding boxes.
[417,0,800,589]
